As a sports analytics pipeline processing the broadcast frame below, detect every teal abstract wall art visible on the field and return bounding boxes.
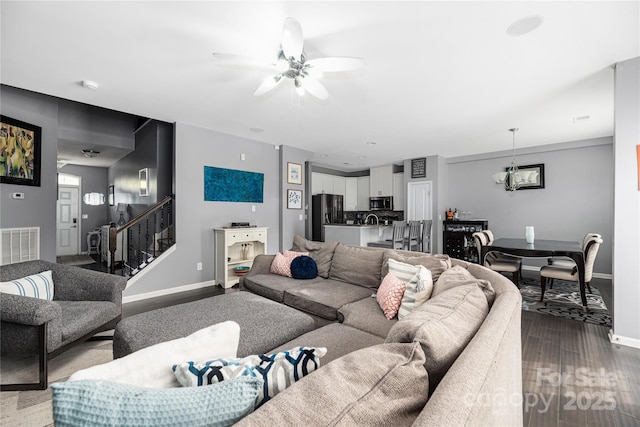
[204,166,264,203]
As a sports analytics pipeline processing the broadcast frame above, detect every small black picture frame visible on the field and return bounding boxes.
[506,163,545,191]
[411,158,426,178]
[1,115,42,187]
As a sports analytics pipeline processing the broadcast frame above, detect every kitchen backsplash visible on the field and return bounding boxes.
[344,210,405,224]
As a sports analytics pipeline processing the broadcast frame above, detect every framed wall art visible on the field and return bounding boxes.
[204,166,264,203]
[1,115,42,187]
[287,162,302,185]
[411,157,426,179]
[505,163,545,191]
[139,168,149,196]
[287,189,302,209]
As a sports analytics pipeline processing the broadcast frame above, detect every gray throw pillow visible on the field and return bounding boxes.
[432,265,496,305]
[382,251,451,282]
[329,244,384,289]
[291,235,339,279]
[385,283,489,393]
[234,342,429,427]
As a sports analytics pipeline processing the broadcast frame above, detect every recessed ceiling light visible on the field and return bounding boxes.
[358,156,367,159]
[81,149,100,158]
[82,80,99,90]
[366,142,377,146]
[249,127,264,133]
[573,115,591,123]
[507,15,544,37]
[320,154,329,157]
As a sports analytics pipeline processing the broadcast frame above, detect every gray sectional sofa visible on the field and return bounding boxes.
[238,235,523,426]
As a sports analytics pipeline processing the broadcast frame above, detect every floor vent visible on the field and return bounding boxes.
[0,227,40,266]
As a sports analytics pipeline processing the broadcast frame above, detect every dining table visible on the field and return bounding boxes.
[480,238,588,310]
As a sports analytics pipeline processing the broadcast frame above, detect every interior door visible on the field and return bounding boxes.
[407,181,432,221]
[57,186,79,256]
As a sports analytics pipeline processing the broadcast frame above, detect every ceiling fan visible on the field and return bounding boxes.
[212,18,364,100]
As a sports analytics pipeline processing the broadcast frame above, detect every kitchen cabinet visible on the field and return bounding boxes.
[393,173,404,211]
[370,165,393,197]
[311,172,346,196]
[345,177,358,211]
[333,176,346,196]
[311,172,323,195]
[357,176,370,211]
[214,227,267,288]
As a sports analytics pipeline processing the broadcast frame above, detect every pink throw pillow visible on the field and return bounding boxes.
[270,250,309,277]
[376,272,406,319]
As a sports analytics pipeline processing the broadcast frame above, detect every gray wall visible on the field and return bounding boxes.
[123,123,281,297]
[613,57,640,344]
[58,164,109,252]
[0,86,59,262]
[446,138,613,275]
[279,145,314,250]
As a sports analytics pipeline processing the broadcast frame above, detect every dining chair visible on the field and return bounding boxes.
[545,233,601,291]
[472,231,522,286]
[404,220,421,251]
[419,219,432,253]
[539,235,603,302]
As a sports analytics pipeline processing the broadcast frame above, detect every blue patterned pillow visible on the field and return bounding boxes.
[51,377,262,427]
[173,346,327,407]
[290,256,318,279]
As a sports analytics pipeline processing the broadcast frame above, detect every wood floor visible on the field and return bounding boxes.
[119,274,639,427]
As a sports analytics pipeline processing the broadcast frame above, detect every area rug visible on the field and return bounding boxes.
[519,277,611,327]
[56,255,96,266]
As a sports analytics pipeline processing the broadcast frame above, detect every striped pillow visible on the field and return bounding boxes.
[0,270,54,300]
[387,259,433,319]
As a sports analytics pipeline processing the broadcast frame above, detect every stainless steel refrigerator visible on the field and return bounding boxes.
[312,194,344,241]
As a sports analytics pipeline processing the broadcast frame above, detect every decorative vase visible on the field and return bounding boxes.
[525,226,535,244]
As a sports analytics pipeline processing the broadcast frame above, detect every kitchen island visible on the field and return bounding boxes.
[323,224,391,247]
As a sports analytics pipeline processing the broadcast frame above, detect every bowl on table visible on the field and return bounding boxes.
[233,266,251,276]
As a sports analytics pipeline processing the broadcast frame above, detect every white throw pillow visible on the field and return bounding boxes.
[387,259,433,319]
[68,321,240,388]
[0,270,54,300]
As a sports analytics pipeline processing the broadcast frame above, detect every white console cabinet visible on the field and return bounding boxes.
[214,227,267,288]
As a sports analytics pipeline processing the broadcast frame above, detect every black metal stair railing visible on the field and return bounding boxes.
[108,195,175,277]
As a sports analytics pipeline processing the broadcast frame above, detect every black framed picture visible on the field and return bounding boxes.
[1,115,42,187]
[411,158,426,178]
[506,163,545,190]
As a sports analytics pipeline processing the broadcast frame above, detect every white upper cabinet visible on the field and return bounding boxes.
[357,176,370,211]
[344,177,358,211]
[370,165,393,197]
[333,176,346,196]
[311,172,323,195]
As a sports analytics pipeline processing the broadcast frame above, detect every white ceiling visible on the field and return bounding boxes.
[1,1,638,171]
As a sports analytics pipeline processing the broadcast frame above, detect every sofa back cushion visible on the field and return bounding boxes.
[432,265,496,305]
[385,283,489,393]
[329,244,384,289]
[234,342,429,427]
[291,235,339,278]
[382,251,451,282]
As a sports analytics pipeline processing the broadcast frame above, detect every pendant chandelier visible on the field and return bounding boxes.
[492,128,522,191]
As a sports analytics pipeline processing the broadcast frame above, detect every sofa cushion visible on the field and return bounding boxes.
[376,272,406,319]
[242,274,322,302]
[385,283,489,393]
[268,323,385,365]
[338,297,397,338]
[290,256,318,280]
[283,280,373,320]
[329,244,384,289]
[173,346,327,407]
[0,270,54,300]
[432,265,496,305]
[52,377,262,427]
[235,342,429,427]
[387,259,433,319]
[270,250,308,277]
[69,321,240,388]
[383,251,451,281]
[59,301,121,344]
[291,235,339,278]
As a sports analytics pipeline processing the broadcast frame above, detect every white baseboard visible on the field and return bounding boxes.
[521,265,612,280]
[123,279,217,304]
[608,330,640,349]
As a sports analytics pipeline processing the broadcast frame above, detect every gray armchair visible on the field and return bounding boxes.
[1,260,126,390]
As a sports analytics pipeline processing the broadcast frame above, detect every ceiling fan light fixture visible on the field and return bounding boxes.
[81,149,100,158]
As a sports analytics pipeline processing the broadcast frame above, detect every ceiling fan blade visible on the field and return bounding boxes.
[212,53,277,72]
[307,57,365,72]
[253,74,284,97]
[301,76,329,100]
[281,17,303,61]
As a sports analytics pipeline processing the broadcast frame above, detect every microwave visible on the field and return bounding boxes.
[370,196,393,211]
